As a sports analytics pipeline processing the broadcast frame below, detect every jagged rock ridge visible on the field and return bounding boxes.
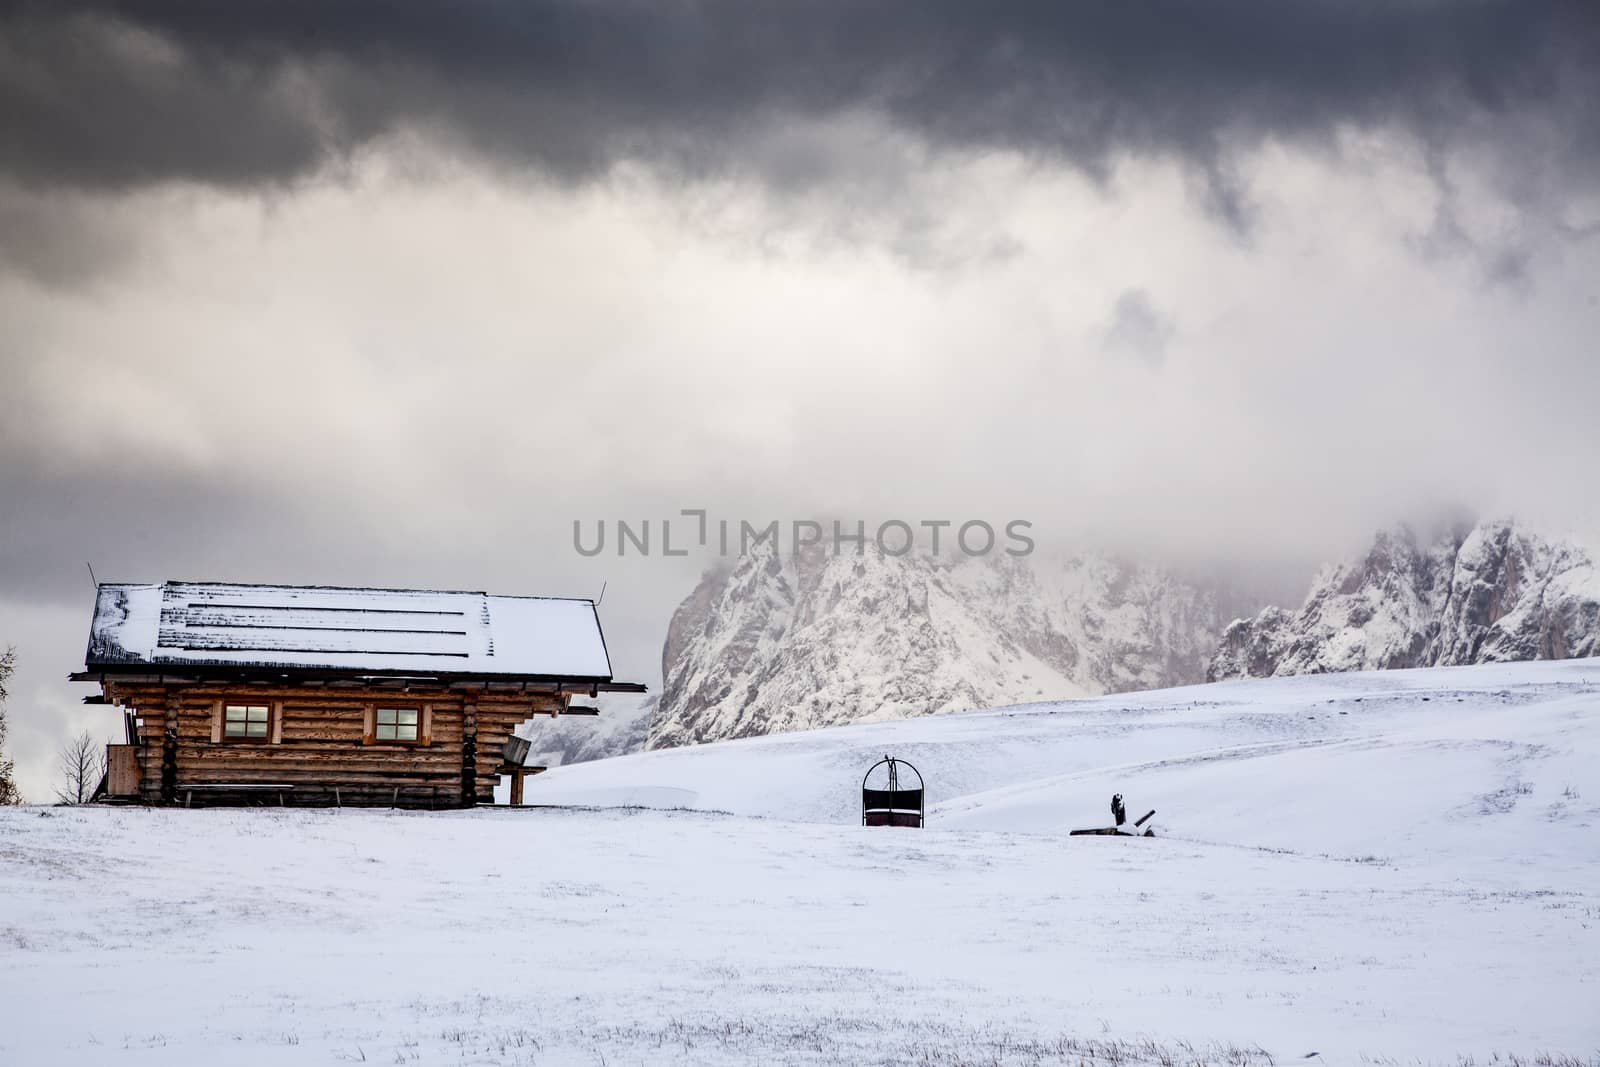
[648,544,1240,749]
[1208,520,1600,681]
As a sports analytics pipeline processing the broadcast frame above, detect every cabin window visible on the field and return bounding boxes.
[222,704,272,740]
[374,707,420,743]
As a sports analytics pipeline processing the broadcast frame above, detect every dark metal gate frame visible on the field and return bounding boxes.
[862,755,924,828]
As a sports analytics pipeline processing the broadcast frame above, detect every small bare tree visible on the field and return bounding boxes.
[56,730,105,805]
[0,647,21,805]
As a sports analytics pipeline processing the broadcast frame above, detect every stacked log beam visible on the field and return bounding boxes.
[102,682,566,808]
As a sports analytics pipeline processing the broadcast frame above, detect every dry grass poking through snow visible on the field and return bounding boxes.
[430,1017,1285,1067]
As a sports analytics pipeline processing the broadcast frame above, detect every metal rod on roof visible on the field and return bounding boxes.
[86,562,99,589]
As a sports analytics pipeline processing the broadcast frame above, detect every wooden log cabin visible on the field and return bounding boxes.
[72,581,644,808]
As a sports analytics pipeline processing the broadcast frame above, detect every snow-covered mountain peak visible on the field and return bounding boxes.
[1209,518,1600,680]
[648,542,1239,749]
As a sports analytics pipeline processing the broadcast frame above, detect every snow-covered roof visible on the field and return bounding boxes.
[82,581,624,683]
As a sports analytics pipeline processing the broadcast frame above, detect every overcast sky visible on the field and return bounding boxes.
[2,1,1598,800]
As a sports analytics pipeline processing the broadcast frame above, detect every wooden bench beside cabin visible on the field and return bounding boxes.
[73,581,644,808]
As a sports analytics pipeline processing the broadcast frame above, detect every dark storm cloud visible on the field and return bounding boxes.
[1,0,1596,198]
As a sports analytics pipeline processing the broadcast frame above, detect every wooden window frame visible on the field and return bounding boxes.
[212,700,282,744]
[362,703,433,747]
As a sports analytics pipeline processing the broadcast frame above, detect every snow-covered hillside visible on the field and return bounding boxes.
[4,660,1597,1064]
[535,656,1600,856]
[650,543,1247,749]
[1210,519,1600,681]
[511,692,657,768]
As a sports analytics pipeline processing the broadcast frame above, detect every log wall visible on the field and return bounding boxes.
[104,682,568,807]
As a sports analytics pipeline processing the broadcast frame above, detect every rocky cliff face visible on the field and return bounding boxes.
[648,544,1238,749]
[1208,520,1600,681]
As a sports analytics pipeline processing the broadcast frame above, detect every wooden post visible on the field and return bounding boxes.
[460,698,478,807]
[161,688,181,804]
[509,768,525,807]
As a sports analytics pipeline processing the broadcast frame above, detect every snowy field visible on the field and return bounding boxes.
[3,660,1599,1065]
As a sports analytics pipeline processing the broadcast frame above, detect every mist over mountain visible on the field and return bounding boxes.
[521,519,1599,762]
[644,542,1266,750]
